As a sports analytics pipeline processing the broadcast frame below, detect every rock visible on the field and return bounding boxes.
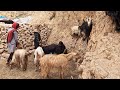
[0,49,4,54]
[4,49,8,52]
[26,44,32,47]
[0,44,4,49]
[92,66,109,79]
[29,46,34,50]
[1,40,6,43]
[82,69,93,79]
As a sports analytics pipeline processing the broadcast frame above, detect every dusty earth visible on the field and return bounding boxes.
[0,53,78,79]
[0,11,120,79]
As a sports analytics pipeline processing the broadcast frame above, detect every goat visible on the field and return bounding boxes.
[42,41,67,54]
[79,17,93,43]
[105,11,120,32]
[71,17,92,43]
[34,41,67,71]
[34,46,45,71]
[34,29,42,49]
[71,26,81,37]
[10,49,28,71]
[39,52,77,79]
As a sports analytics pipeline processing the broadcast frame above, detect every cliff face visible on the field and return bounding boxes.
[0,11,119,79]
[79,11,120,79]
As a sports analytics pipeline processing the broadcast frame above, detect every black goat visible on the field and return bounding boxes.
[42,41,67,54]
[34,31,42,49]
[106,11,120,32]
[79,17,93,43]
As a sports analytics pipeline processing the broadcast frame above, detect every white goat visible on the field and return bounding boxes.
[34,46,45,71]
[71,26,81,37]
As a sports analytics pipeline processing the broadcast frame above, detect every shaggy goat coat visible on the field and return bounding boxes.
[39,52,77,79]
[10,49,28,71]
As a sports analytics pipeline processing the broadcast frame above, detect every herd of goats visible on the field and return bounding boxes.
[2,11,120,79]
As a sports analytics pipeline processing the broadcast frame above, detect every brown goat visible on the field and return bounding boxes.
[39,52,77,79]
[10,49,28,71]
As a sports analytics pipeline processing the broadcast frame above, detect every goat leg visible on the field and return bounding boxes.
[35,61,40,72]
[59,66,64,79]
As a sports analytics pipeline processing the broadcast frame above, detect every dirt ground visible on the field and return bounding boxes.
[0,54,40,79]
[0,53,79,79]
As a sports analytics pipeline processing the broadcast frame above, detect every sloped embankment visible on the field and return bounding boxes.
[78,11,120,79]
